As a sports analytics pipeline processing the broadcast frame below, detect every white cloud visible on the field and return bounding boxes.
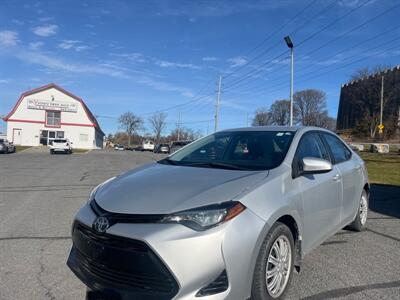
[0,79,10,84]
[110,52,146,63]
[228,56,247,67]
[202,56,218,61]
[32,24,58,37]
[29,41,44,50]
[12,49,193,97]
[0,30,19,46]
[338,0,377,7]
[12,19,24,25]
[38,16,54,22]
[155,60,201,69]
[58,40,89,52]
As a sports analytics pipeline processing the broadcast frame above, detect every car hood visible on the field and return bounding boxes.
[95,163,268,214]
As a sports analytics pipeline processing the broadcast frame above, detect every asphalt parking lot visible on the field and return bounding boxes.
[0,149,399,300]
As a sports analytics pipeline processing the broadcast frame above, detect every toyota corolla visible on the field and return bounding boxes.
[67,126,369,300]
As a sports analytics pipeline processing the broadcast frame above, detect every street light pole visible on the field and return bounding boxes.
[284,36,294,127]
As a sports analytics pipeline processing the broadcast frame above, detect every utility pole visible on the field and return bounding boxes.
[214,75,222,132]
[380,75,384,126]
[177,111,181,141]
[378,75,384,136]
[284,36,294,127]
[289,46,294,126]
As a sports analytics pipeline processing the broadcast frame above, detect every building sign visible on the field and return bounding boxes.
[27,99,78,113]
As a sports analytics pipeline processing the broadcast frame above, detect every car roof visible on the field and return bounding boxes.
[220,126,333,135]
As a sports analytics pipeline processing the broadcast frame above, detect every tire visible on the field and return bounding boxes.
[348,190,369,232]
[251,222,295,300]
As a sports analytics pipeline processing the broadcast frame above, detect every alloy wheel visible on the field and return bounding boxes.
[360,194,368,226]
[266,235,292,298]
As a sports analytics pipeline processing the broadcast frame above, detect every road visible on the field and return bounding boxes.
[0,150,399,300]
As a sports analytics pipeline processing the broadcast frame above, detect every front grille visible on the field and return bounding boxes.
[90,200,165,226]
[72,222,179,297]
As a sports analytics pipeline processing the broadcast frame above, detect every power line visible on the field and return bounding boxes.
[223,0,373,91]
[234,22,400,94]
[296,0,374,47]
[224,0,400,95]
[247,39,400,98]
[223,0,318,80]
[303,1,400,57]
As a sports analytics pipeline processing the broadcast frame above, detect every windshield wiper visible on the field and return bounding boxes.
[158,158,179,165]
[184,162,248,170]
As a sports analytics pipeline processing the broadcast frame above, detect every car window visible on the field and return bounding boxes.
[323,134,352,164]
[296,133,329,162]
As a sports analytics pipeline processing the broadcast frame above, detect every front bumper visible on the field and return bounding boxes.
[67,203,266,300]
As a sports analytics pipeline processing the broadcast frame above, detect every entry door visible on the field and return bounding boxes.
[293,132,342,253]
[48,131,56,145]
[13,129,22,145]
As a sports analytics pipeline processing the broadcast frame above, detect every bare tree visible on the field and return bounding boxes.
[148,112,167,144]
[350,65,389,81]
[316,112,337,131]
[252,107,272,126]
[294,89,328,126]
[168,127,201,141]
[269,100,290,126]
[118,112,143,146]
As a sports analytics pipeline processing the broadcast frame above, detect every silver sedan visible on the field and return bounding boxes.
[67,126,369,300]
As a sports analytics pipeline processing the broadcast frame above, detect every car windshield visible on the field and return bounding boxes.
[159,130,294,171]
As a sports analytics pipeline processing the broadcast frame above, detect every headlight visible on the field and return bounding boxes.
[88,176,116,203]
[160,201,246,231]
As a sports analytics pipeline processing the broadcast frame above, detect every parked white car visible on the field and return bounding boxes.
[0,138,16,154]
[49,138,72,154]
[114,144,125,151]
[142,140,155,151]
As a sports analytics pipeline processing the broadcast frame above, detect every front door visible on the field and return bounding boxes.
[322,133,361,225]
[293,132,342,253]
[12,129,22,145]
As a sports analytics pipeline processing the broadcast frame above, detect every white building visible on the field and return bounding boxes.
[3,83,104,149]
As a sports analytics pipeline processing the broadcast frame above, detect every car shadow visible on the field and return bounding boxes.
[369,184,400,219]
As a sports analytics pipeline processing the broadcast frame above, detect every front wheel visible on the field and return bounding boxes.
[348,190,369,231]
[252,222,294,300]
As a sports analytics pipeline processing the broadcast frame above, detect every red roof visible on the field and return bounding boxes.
[3,83,104,135]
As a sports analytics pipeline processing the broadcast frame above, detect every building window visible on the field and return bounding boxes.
[46,111,61,127]
[56,131,64,138]
[80,134,88,142]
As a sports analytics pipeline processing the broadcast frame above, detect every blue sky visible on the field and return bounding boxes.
[1,0,399,135]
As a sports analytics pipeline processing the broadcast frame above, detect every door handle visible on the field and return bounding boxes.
[355,165,362,172]
[333,174,341,181]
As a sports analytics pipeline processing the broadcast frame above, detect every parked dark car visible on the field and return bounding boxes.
[0,139,16,154]
[169,140,193,154]
[154,143,170,154]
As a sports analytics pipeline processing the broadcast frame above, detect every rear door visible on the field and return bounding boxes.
[321,133,362,225]
[293,132,342,252]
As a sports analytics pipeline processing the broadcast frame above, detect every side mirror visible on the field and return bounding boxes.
[302,157,332,174]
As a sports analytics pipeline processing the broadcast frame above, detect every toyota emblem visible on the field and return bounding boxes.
[93,216,110,233]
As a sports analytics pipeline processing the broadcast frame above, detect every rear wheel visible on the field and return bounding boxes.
[252,222,294,300]
[348,190,368,231]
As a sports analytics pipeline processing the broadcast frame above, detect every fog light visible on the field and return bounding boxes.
[195,270,229,297]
